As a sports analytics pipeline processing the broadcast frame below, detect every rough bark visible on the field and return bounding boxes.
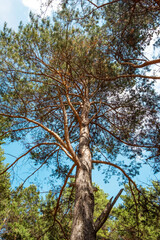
[70,99,96,240]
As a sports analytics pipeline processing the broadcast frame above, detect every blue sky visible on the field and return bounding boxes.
[0,0,28,29]
[0,0,160,199]
[0,0,61,29]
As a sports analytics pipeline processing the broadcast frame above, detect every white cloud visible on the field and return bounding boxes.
[143,28,160,94]
[22,0,61,16]
[145,31,159,59]
[22,0,41,12]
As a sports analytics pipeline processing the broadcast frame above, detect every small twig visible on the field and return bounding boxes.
[55,219,69,240]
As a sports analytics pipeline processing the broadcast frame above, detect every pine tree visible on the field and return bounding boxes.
[112,181,160,240]
[0,2,160,239]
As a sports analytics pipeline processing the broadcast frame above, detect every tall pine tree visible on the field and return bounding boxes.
[0,2,160,239]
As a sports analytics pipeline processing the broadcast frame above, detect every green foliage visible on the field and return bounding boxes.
[1,185,43,239]
[40,190,70,240]
[0,2,160,239]
[93,185,111,239]
[0,147,11,233]
[1,162,159,240]
[110,181,160,240]
[0,9,159,180]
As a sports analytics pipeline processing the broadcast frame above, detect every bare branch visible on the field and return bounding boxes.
[76,0,120,20]
[94,188,123,233]
[65,91,82,126]
[59,92,80,166]
[106,74,160,81]
[0,113,80,163]
[94,198,112,233]
[129,181,140,233]
[87,0,98,8]
[120,59,160,68]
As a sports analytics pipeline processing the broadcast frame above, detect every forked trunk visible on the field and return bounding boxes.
[70,99,96,240]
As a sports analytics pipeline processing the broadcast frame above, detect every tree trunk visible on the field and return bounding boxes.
[70,99,96,240]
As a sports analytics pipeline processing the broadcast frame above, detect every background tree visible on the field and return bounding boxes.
[1,173,159,239]
[110,181,160,240]
[0,147,11,234]
[0,169,116,240]
[0,2,160,239]
[1,185,43,240]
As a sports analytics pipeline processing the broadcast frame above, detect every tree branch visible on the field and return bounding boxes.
[86,72,160,82]
[0,113,81,166]
[59,92,80,166]
[93,122,157,149]
[90,0,120,9]
[120,59,160,68]
[92,159,140,193]
[89,101,102,123]
[19,149,59,188]
[0,126,39,138]
[94,188,123,233]
[65,91,82,126]
[55,219,69,240]
[0,142,72,176]
[106,74,160,81]
[53,164,76,221]
[0,113,67,147]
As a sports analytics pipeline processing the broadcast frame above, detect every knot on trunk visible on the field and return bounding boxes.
[81,119,89,127]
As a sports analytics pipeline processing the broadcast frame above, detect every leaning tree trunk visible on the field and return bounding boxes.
[70,99,96,240]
